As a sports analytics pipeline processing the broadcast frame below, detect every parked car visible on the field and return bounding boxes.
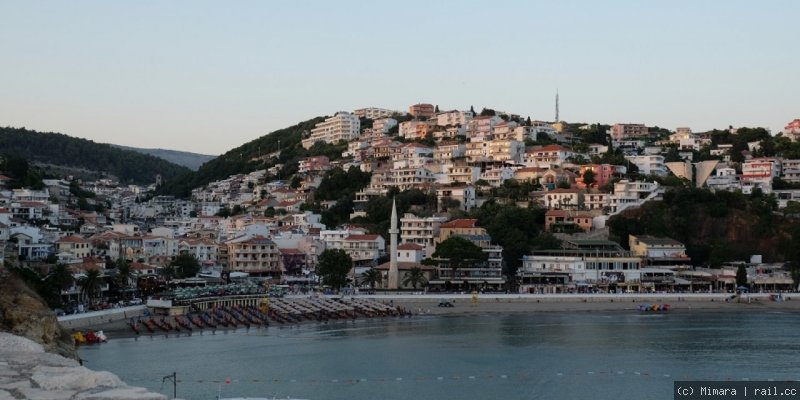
[129,298,143,305]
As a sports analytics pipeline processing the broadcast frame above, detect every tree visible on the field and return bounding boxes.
[432,236,487,282]
[160,265,177,281]
[171,253,201,278]
[435,105,440,113]
[402,267,428,290]
[736,264,748,289]
[115,259,133,300]
[316,249,352,290]
[582,169,596,187]
[359,268,382,290]
[79,270,103,306]
[45,264,74,306]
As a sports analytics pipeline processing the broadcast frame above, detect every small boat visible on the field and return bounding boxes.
[638,303,670,312]
[72,331,86,345]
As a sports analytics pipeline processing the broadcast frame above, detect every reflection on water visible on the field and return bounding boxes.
[79,312,800,400]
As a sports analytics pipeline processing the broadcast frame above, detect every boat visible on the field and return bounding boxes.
[638,303,670,312]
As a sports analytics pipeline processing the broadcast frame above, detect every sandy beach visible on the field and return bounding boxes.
[69,293,800,341]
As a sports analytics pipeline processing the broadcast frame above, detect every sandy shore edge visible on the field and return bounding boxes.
[70,293,799,341]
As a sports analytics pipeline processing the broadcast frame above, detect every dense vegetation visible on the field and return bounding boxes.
[159,116,326,197]
[0,127,191,184]
[608,187,800,269]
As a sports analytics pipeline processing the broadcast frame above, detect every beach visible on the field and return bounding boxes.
[68,293,800,340]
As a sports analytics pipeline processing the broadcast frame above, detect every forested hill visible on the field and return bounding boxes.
[0,127,191,184]
[608,187,800,268]
[159,116,327,197]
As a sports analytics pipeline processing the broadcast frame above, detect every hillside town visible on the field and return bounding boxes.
[3,105,800,311]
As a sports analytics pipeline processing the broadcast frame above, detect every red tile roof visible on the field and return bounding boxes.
[57,235,88,243]
[397,243,424,251]
[440,219,479,229]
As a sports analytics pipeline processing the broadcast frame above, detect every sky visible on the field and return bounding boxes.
[1,1,798,155]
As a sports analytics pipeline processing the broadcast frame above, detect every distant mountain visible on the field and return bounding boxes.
[0,127,192,184]
[110,145,216,171]
[159,116,327,197]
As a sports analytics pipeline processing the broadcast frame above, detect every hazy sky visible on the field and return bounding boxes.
[1,1,797,155]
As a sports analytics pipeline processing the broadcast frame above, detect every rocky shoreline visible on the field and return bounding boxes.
[0,332,166,400]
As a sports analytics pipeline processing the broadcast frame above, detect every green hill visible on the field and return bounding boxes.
[0,127,191,184]
[159,116,327,197]
[608,187,800,268]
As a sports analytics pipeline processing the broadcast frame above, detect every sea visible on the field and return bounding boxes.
[79,311,800,400]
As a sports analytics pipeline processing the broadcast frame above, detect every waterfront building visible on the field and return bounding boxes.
[628,234,691,269]
[520,246,642,293]
[226,235,281,277]
[400,213,448,257]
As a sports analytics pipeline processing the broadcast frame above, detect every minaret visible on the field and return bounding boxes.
[387,198,399,290]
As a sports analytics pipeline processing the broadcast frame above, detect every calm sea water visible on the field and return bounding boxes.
[79,311,800,400]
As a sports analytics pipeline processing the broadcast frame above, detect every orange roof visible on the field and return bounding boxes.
[397,243,424,251]
[440,219,479,229]
[57,235,88,244]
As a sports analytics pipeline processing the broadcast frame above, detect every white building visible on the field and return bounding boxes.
[435,110,474,126]
[400,214,448,257]
[353,107,399,119]
[625,155,668,177]
[302,112,360,149]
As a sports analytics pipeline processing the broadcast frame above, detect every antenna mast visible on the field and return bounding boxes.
[555,90,560,122]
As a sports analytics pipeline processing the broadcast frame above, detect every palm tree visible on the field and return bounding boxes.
[115,259,133,300]
[359,268,382,290]
[79,270,103,307]
[402,267,428,290]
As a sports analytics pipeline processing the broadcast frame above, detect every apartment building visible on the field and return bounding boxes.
[226,235,281,276]
[400,213,448,257]
[353,107,398,119]
[372,118,398,133]
[342,234,386,267]
[610,123,648,140]
[524,145,574,167]
[433,142,466,161]
[436,185,476,212]
[435,110,473,126]
[741,158,782,186]
[784,119,800,142]
[302,112,360,149]
[409,103,435,118]
[624,155,668,177]
[55,235,93,259]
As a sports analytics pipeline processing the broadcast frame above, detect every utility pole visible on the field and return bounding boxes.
[162,372,177,399]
